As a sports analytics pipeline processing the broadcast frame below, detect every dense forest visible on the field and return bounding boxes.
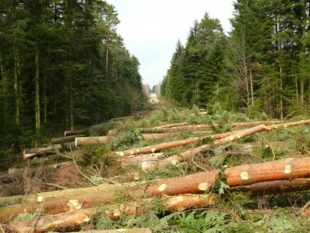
[161,0,310,120]
[0,0,145,150]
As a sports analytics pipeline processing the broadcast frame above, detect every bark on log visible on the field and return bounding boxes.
[141,120,282,134]
[142,131,212,142]
[265,119,310,130]
[51,135,84,144]
[140,125,212,133]
[213,124,267,146]
[225,157,310,186]
[3,157,310,222]
[141,125,266,171]
[231,178,310,195]
[6,194,215,232]
[23,144,62,159]
[64,129,88,137]
[156,122,188,128]
[75,136,111,146]
[115,137,201,157]
[23,143,75,159]
[6,208,93,233]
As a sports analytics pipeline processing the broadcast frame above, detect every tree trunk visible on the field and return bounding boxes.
[250,68,254,106]
[13,44,20,125]
[279,66,283,120]
[35,49,41,133]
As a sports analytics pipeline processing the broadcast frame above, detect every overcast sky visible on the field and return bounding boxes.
[107,0,235,88]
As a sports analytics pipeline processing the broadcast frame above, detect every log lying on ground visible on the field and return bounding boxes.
[140,125,212,133]
[142,131,212,142]
[6,194,215,232]
[265,119,310,130]
[115,137,202,157]
[224,157,310,186]
[75,136,111,146]
[141,124,267,171]
[23,142,76,159]
[23,144,62,159]
[141,120,282,134]
[118,125,265,158]
[51,135,85,144]
[64,129,88,137]
[231,178,310,195]
[3,157,310,222]
[156,122,188,128]
[140,119,310,171]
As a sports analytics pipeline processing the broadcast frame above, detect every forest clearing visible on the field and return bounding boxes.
[2,0,310,232]
[2,101,310,232]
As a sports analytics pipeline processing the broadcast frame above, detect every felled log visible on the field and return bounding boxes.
[141,125,267,171]
[115,137,201,157]
[266,119,310,130]
[6,194,215,232]
[231,178,310,195]
[140,125,211,133]
[23,143,75,159]
[23,144,62,159]
[0,184,118,222]
[225,157,310,186]
[142,131,211,142]
[104,194,216,220]
[51,135,84,144]
[156,122,188,128]
[64,129,88,137]
[75,136,111,146]
[3,157,310,222]
[141,120,282,134]
[213,124,266,146]
[6,208,93,233]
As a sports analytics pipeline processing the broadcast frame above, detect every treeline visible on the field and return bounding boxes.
[0,0,145,149]
[161,0,310,119]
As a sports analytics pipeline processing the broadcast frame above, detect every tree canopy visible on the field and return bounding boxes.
[0,0,145,150]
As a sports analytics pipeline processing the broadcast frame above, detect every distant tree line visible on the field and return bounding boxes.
[161,0,310,119]
[0,0,145,150]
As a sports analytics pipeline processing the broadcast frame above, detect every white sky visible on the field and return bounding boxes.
[107,0,235,88]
